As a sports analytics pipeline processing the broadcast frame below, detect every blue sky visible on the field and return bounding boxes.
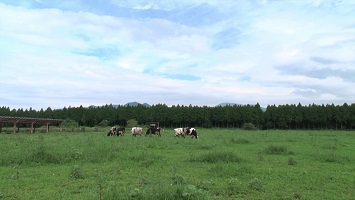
[0,0,354,110]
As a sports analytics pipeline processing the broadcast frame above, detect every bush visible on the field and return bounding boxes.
[126,119,139,128]
[242,123,257,130]
[62,118,79,127]
[98,120,109,127]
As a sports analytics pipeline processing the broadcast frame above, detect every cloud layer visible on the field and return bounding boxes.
[0,0,354,109]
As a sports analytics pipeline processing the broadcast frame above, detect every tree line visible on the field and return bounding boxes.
[0,103,354,130]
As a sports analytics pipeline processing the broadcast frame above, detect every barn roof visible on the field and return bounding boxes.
[0,116,63,125]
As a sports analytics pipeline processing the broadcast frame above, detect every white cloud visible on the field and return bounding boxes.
[0,1,354,109]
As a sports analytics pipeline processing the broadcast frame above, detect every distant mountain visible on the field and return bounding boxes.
[92,102,265,111]
[89,102,151,108]
[124,102,151,107]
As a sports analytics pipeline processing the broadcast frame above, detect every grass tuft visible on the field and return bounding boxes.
[263,145,292,155]
[70,165,85,179]
[106,184,208,200]
[227,178,242,195]
[288,157,297,166]
[30,145,61,164]
[316,152,351,163]
[171,173,185,185]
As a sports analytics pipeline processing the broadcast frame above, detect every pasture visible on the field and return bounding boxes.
[0,129,354,199]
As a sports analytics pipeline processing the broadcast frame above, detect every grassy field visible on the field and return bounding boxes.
[0,129,354,200]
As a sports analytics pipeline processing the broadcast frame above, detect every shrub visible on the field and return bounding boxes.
[98,120,109,127]
[242,123,257,130]
[126,119,139,128]
[62,118,78,127]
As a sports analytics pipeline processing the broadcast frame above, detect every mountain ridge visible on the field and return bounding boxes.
[91,102,266,111]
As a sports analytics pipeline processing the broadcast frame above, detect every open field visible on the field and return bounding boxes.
[0,129,354,199]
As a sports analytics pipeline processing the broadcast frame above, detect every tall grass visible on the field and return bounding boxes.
[106,184,208,200]
[0,129,354,200]
[263,145,293,155]
[315,151,351,163]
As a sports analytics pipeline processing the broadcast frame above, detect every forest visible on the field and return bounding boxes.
[0,103,354,130]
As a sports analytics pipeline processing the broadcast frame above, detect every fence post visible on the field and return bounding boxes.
[31,122,35,133]
[46,122,50,133]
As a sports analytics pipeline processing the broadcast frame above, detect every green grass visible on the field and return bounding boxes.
[0,129,354,199]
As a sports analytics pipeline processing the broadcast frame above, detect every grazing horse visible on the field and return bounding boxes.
[131,127,143,136]
[146,127,161,137]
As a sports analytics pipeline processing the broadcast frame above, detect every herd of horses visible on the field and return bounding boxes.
[107,126,198,139]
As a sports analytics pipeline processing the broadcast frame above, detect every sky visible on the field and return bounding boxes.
[0,0,354,110]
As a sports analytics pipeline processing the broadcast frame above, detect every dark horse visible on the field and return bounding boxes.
[145,127,161,137]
